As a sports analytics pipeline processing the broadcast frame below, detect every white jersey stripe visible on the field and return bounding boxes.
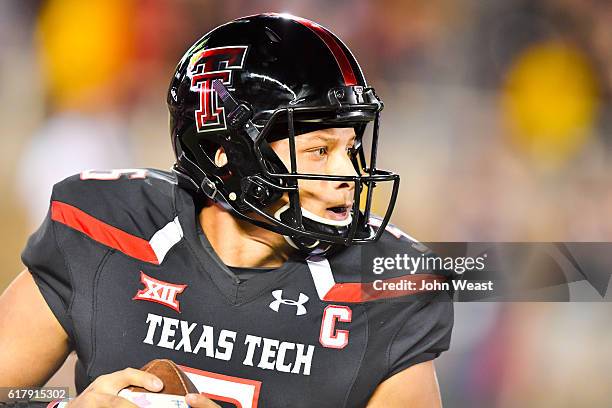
[149,216,184,264]
[306,256,336,300]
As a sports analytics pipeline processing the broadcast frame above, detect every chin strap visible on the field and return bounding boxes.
[274,204,355,255]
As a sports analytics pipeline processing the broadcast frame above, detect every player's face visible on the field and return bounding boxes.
[269,127,358,221]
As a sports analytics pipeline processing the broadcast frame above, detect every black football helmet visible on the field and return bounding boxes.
[168,13,400,255]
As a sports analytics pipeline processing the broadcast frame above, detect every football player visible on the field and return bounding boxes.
[0,14,453,407]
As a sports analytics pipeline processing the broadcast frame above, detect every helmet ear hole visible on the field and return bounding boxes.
[198,141,226,170]
[214,147,228,168]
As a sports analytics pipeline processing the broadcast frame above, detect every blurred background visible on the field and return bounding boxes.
[1,0,611,406]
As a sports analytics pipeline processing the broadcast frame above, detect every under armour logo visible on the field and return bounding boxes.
[269,290,309,316]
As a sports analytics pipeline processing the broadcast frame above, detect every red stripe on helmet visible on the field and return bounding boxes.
[288,15,358,86]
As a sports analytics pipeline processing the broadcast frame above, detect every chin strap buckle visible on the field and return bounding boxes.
[213,79,260,141]
[201,176,218,200]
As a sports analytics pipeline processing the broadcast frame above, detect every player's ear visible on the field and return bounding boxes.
[214,146,228,167]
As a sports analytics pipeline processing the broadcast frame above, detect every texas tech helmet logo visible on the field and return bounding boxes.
[187,46,248,133]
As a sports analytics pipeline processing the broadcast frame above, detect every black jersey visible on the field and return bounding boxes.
[22,169,453,408]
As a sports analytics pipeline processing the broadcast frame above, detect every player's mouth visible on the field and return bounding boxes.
[325,203,352,220]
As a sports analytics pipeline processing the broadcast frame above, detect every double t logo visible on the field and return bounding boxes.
[187,46,249,133]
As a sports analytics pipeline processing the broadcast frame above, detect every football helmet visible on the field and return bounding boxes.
[168,13,399,254]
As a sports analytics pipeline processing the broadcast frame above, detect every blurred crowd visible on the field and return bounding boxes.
[1,0,611,407]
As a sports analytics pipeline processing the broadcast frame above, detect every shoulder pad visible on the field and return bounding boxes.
[50,169,181,264]
[368,217,432,257]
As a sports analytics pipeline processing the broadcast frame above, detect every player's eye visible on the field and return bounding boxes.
[306,147,328,160]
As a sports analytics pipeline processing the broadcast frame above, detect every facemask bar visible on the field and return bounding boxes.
[230,168,399,244]
[362,112,379,218]
[286,108,303,230]
[241,103,400,245]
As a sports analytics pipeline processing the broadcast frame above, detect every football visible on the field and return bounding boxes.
[118,359,199,407]
[126,359,199,395]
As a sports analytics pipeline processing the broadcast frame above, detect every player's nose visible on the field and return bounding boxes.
[330,154,358,191]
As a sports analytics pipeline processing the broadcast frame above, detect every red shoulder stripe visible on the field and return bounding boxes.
[51,200,159,264]
[323,274,447,303]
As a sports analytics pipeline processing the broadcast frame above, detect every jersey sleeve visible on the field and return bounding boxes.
[386,296,454,379]
[21,203,75,344]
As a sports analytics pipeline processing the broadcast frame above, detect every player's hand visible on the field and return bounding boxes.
[185,393,222,407]
[66,367,164,407]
